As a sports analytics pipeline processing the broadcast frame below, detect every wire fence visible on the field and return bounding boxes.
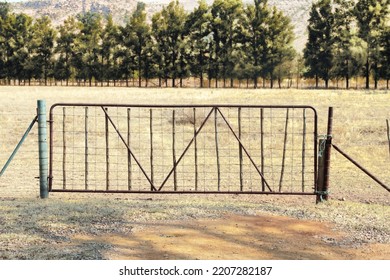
[327,101,390,205]
[0,96,389,203]
[49,105,317,195]
[0,110,40,197]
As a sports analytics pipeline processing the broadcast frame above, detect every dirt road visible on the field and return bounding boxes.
[75,214,390,260]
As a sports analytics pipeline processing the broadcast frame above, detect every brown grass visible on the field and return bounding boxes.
[0,86,389,259]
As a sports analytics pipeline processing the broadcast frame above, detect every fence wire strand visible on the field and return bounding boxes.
[47,105,317,194]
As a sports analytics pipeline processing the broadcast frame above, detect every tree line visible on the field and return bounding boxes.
[304,0,389,89]
[0,0,388,89]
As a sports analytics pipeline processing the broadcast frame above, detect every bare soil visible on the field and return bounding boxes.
[76,214,390,260]
[0,87,389,260]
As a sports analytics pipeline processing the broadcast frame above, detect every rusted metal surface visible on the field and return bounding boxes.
[49,104,319,196]
[317,107,333,203]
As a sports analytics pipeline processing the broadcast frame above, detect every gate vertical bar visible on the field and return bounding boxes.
[260,108,265,192]
[85,107,89,190]
[150,109,154,191]
[62,107,66,190]
[214,108,220,191]
[279,109,289,192]
[302,109,306,192]
[238,107,243,191]
[105,108,110,191]
[193,108,198,191]
[127,108,132,190]
[172,110,177,191]
[38,100,49,199]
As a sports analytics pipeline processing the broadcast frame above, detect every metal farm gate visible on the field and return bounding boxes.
[48,104,319,196]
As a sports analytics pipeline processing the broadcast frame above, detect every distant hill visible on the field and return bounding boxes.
[10,0,314,51]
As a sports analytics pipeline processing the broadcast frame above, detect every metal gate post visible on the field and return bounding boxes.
[317,107,333,203]
[38,100,49,199]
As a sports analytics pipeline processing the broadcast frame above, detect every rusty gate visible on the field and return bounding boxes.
[49,104,318,196]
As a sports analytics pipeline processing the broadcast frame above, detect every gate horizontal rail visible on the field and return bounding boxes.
[49,104,318,195]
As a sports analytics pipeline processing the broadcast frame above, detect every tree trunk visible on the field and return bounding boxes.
[138,53,142,88]
[365,56,370,89]
[374,64,378,89]
[315,75,319,89]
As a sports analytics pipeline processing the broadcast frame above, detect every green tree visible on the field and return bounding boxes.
[242,0,269,88]
[265,6,295,88]
[354,0,389,89]
[303,0,333,88]
[124,2,151,87]
[31,16,57,85]
[331,0,355,89]
[6,13,34,84]
[100,14,119,86]
[0,2,11,82]
[76,12,103,86]
[186,0,213,87]
[55,16,82,85]
[210,0,243,88]
[379,26,390,88]
[152,0,187,87]
[0,2,9,20]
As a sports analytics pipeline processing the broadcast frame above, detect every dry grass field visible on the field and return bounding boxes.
[0,86,389,260]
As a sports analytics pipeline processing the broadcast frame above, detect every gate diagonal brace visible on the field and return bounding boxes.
[216,108,273,192]
[158,107,215,192]
[101,107,158,192]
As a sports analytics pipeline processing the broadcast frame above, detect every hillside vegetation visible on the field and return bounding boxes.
[11,0,313,50]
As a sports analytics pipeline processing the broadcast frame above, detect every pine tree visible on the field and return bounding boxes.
[100,14,119,86]
[185,0,211,88]
[242,0,269,88]
[31,16,57,85]
[8,13,34,84]
[354,0,389,89]
[303,0,333,88]
[152,0,187,87]
[125,2,151,87]
[210,0,243,88]
[55,16,81,85]
[266,6,295,88]
[331,0,356,89]
[76,12,103,86]
[0,2,11,82]
[379,25,390,88]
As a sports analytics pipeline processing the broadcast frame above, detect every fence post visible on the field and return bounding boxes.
[317,107,333,203]
[38,100,49,199]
